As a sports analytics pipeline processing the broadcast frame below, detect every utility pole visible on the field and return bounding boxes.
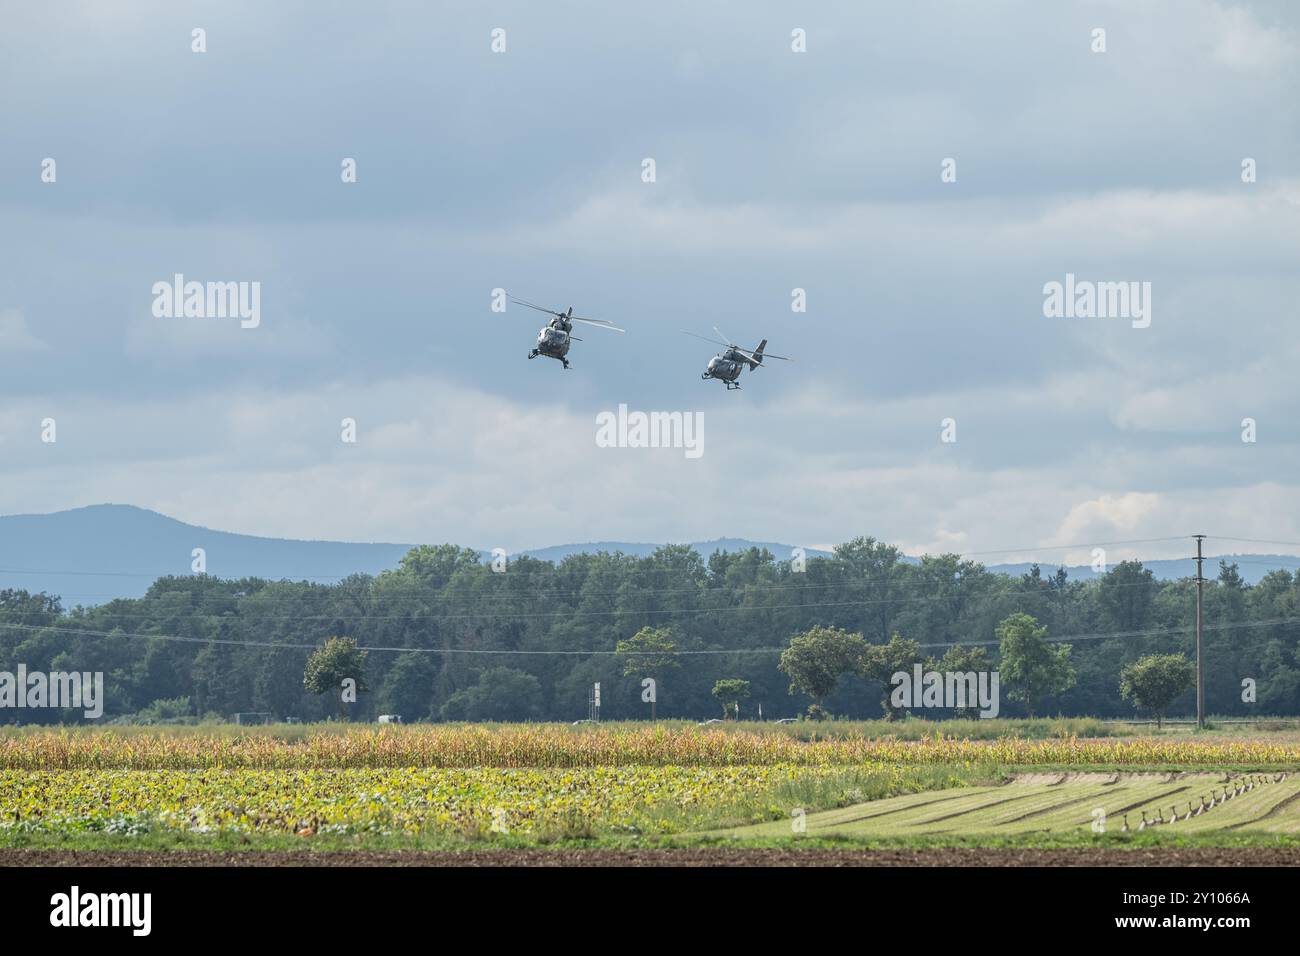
[1194,534,1206,729]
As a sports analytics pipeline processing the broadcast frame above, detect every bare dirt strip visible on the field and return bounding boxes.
[2,847,1299,867]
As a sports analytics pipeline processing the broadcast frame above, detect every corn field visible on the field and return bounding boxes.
[1,725,1296,770]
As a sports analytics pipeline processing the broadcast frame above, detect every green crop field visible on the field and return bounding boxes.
[2,722,1300,856]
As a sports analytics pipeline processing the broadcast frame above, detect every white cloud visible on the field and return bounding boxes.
[0,310,48,352]
[1210,4,1299,71]
[1054,492,1163,543]
[2,373,1298,565]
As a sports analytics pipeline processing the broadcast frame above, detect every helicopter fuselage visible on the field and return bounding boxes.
[703,348,747,388]
[534,322,572,360]
[516,300,622,370]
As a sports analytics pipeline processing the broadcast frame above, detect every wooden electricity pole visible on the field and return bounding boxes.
[1194,534,1206,729]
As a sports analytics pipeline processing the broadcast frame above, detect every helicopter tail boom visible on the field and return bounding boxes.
[748,339,767,369]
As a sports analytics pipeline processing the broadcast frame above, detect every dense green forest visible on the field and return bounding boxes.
[2,537,1299,723]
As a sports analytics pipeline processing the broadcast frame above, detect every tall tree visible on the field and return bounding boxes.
[1119,654,1194,728]
[303,636,369,719]
[938,643,993,719]
[779,625,866,720]
[859,635,924,720]
[1098,561,1157,636]
[711,679,751,719]
[997,613,1075,718]
[440,667,544,722]
[615,626,681,679]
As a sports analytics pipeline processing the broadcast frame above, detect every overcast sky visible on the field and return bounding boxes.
[1,1,1298,566]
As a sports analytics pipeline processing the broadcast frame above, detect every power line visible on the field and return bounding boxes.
[0,574,1185,624]
[1217,556,1300,567]
[13,547,1295,612]
[0,621,783,656]
[3,614,1298,657]
[921,615,1300,650]
[0,532,1214,584]
[0,596,1002,622]
[0,576,951,604]
[23,555,1295,606]
[4,535,1250,619]
[953,535,1190,558]
[1206,535,1300,551]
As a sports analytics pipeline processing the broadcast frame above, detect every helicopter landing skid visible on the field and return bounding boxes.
[725,380,742,390]
[530,349,570,369]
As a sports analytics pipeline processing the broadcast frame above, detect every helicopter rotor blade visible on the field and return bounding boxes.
[571,316,625,332]
[712,326,736,348]
[728,344,793,363]
[509,296,564,318]
[681,329,731,348]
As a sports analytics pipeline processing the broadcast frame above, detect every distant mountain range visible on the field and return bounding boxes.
[0,505,834,607]
[1,504,1297,607]
[516,538,832,564]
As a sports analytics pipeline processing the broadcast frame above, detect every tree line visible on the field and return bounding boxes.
[0,537,1297,723]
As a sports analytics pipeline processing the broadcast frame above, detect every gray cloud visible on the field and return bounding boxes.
[1,1,1297,561]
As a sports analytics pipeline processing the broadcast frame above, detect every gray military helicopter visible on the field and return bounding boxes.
[511,296,625,369]
[682,327,791,390]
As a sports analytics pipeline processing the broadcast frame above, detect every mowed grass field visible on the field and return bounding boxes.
[1,720,1299,853]
[720,772,1300,839]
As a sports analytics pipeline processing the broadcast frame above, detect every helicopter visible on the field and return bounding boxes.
[682,327,792,390]
[511,296,625,369]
